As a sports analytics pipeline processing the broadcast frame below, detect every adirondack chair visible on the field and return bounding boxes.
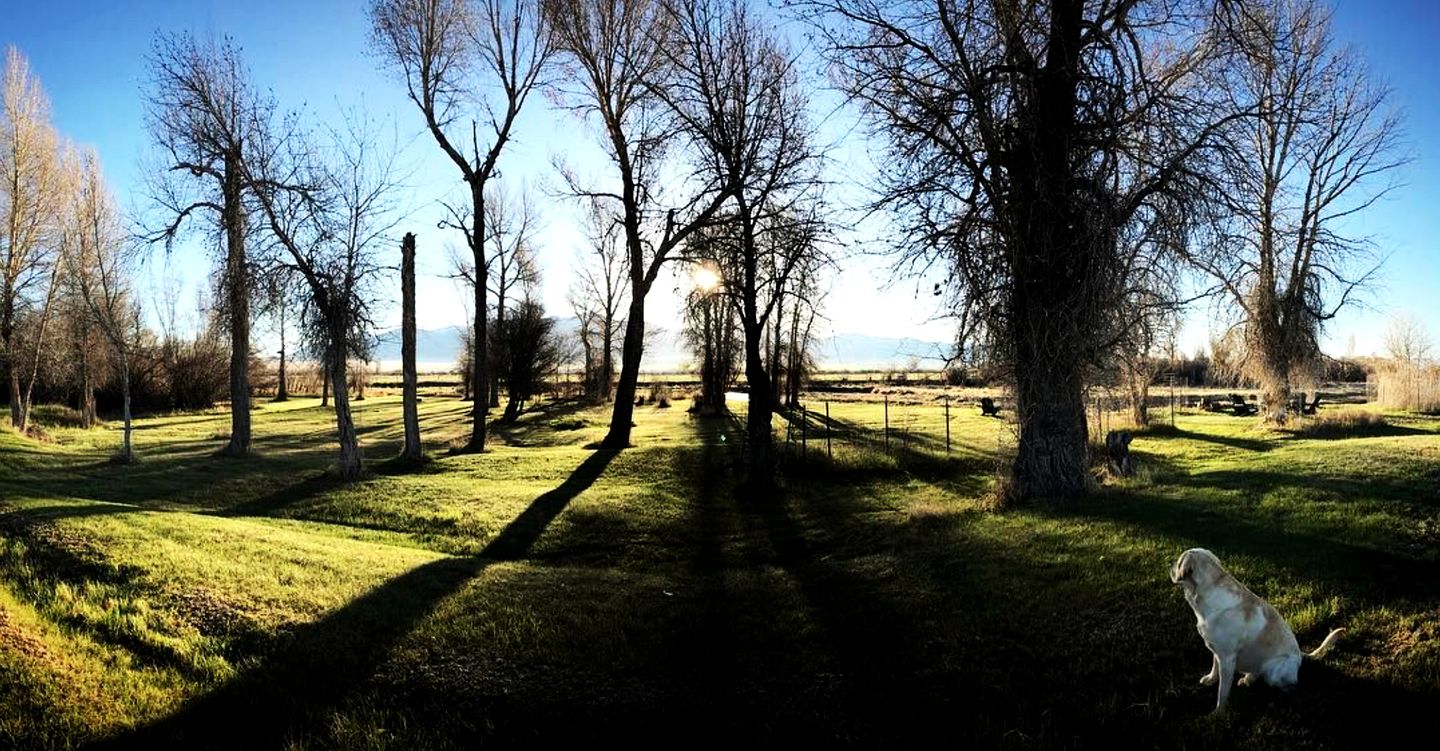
[1301,392,1321,415]
[979,397,1001,417]
[1228,393,1258,416]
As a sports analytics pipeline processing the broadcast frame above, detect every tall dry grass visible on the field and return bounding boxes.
[1373,362,1440,414]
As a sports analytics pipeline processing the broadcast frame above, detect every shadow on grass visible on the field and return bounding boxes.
[1165,427,1276,453]
[90,449,617,750]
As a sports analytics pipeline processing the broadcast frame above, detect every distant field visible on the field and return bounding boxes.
[1,395,1436,748]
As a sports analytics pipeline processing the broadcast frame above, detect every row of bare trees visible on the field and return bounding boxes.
[2,48,143,458]
[10,0,1404,499]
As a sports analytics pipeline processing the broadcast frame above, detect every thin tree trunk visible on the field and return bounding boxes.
[119,357,134,463]
[3,285,19,427]
[603,293,647,448]
[275,310,289,401]
[79,353,95,429]
[321,362,331,407]
[330,341,362,480]
[601,316,615,402]
[222,157,251,456]
[490,301,503,409]
[400,232,421,462]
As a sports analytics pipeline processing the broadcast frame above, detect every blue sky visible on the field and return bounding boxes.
[4,0,1437,365]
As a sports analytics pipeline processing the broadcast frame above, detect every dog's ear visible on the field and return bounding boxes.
[1171,550,1192,584]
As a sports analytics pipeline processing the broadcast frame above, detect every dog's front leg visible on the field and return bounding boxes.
[1199,653,1220,686]
[1213,653,1237,713]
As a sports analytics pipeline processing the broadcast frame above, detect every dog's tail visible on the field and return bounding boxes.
[1306,628,1346,660]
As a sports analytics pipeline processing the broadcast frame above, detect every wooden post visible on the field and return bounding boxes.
[945,395,951,454]
[826,401,832,460]
[884,394,890,452]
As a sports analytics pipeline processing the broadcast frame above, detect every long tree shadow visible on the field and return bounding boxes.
[90,448,617,750]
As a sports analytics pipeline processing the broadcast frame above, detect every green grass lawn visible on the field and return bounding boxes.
[1,395,1437,748]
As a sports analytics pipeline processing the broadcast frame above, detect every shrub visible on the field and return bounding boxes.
[649,382,672,409]
[1291,410,1389,438]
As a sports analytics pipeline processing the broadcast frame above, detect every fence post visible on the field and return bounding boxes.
[884,394,890,452]
[826,401,832,460]
[801,404,807,460]
[945,395,951,454]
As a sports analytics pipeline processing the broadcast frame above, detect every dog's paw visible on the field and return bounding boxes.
[1199,673,1218,686]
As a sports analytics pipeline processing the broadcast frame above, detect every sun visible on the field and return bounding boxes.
[693,266,721,293]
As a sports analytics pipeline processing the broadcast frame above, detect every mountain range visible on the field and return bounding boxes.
[371,320,951,372]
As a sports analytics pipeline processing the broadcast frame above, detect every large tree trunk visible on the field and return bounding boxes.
[603,293,647,448]
[464,182,488,453]
[221,157,251,456]
[743,323,775,481]
[1258,346,1292,423]
[400,233,421,462]
[1008,0,1090,502]
[329,342,362,480]
[6,363,18,428]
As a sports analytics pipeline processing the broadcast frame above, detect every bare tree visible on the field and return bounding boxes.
[370,0,554,453]
[1192,0,1405,422]
[546,0,737,448]
[1,47,65,432]
[259,266,302,401]
[1383,312,1432,365]
[248,118,401,480]
[568,197,628,401]
[144,33,269,456]
[804,0,1236,501]
[62,149,141,461]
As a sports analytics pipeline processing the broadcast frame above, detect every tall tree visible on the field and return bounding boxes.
[546,0,736,448]
[62,149,140,462]
[144,33,267,456]
[1194,0,1405,421]
[1,47,64,432]
[370,0,554,453]
[805,0,1234,501]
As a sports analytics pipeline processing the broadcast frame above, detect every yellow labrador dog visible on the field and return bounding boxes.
[1170,548,1344,712]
